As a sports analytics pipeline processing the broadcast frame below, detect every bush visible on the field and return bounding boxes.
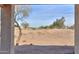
[37,17,66,29]
[21,22,29,29]
[49,17,65,29]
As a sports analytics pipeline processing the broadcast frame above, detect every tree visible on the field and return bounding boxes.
[67,25,74,29]
[14,5,31,45]
[49,17,65,29]
[21,22,29,29]
[38,26,48,29]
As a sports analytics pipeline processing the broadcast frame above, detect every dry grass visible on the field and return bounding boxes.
[14,28,74,46]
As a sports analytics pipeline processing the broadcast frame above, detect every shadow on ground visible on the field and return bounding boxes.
[15,45,74,54]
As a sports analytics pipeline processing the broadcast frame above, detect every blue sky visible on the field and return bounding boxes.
[22,5,74,27]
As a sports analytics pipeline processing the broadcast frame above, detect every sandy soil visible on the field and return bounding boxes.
[14,28,74,46]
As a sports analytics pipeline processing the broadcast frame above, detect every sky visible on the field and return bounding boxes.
[18,4,75,28]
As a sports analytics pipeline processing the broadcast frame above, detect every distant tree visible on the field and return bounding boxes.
[67,25,74,29]
[38,26,44,29]
[38,26,48,29]
[21,22,29,29]
[49,17,65,29]
[31,27,36,30]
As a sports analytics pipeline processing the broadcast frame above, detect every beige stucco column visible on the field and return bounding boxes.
[0,4,14,54]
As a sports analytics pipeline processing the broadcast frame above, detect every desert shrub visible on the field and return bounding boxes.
[38,26,48,29]
[37,17,65,29]
[21,22,29,29]
[49,17,65,29]
[67,25,74,29]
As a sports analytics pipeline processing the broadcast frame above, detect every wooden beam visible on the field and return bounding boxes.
[0,4,14,53]
[75,4,79,54]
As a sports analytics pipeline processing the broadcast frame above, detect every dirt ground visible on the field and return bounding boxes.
[14,28,74,46]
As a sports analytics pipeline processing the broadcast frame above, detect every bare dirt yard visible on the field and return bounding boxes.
[14,28,74,46]
[14,28,74,54]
